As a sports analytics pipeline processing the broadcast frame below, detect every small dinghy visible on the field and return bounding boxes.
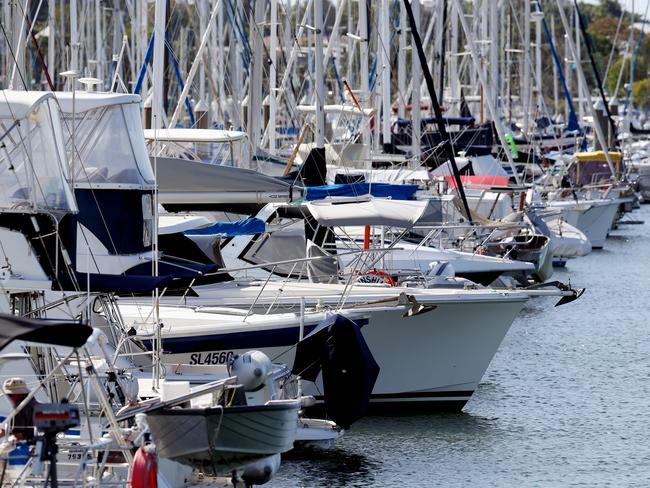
[544,217,592,258]
[144,351,300,475]
[146,400,300,473]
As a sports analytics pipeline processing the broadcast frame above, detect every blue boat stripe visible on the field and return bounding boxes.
[146,318,369,354]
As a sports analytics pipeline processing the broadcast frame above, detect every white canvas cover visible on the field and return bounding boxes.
[0,90,52,119]
[545,218,592,257]
[55,93,155,186]
[143,128,246,143]
[0,93,76,212]
[307,198,430,228]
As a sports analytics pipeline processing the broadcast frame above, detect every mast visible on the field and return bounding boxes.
[140,1,149,102]
[248,0,264,161]
[534,0,579,131]
[573,0,617,145]
[440,0,448,99]
[489,0,498,110]
[70,0,79,72]
[215,0,225,123]
[480,0,488,115]
[534,7,542,112]
[380,0,392,150]
[551,15,559,116]
[522,0,531,132]
[168,0,222,129]
[314,0,325,148]
[453,0,521,184]
[95,0,102,82]
[449,0,459,115]
[233,1,243,129]
[9,0,28,90]
[48,0,55,88]
[346,0,353,82]
[502,9,512,121]
[555,0,616,177]
[403,0,473,221]
[564,8,571,124]
[359,0,370,149]
[269,0,278,154]
[151,0,166,130]
[575,6,584,123]
[198,0,208,109]
[398,1,407,118]
[411,0,421,159]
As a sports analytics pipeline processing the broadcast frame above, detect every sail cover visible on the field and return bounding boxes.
[307,198,431,227]
[0,314,92,351]
[183,218,266,237]
[305,183,417,201]
[156,158,292,194]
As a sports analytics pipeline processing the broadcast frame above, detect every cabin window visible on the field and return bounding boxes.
[241,218,308,277]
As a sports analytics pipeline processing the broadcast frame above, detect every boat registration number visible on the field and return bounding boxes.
[189,351,234,365]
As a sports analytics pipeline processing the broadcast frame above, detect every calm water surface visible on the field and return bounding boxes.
[268,204,650,487]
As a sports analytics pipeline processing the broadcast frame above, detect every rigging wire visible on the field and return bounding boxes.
[0,17,28,91]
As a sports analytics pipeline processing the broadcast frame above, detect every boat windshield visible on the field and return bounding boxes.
[65,103,155,186]
[0,98,76,212]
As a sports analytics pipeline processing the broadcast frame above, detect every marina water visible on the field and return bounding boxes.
[269,205,650,487]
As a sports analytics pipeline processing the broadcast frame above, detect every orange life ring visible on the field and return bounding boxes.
[131,447,157,488]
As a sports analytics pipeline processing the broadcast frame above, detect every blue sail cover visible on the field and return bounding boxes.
[305,183,418,201]
[183,217,266,237]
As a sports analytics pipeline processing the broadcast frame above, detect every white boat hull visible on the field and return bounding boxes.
[547,200,619,248]
[123,286,528,411]
[146,401,299,474]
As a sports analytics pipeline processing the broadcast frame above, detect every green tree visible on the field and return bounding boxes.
[632,78,650,109]
[597,0,623,19]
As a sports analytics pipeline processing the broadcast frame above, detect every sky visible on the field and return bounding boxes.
[585,0,650,17]
[620,0,650,16]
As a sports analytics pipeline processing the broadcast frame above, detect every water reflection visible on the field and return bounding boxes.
[269,205,650,486]
[280,447,380,487]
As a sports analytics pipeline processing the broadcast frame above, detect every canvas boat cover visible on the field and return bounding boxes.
[0,314,92,350]
[183,218,266,237]
[307,198,438,227]
[305,182,417,201]
[143,128,246,143]
[156,157,293,194]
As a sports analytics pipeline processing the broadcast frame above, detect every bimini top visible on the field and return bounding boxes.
[0,90,54,120]
[54,91,155,187]
[53,92,142,113]
[0,90,77,212]
[306,198,438,228]
[574,151,622,163]
[143,128,247,143]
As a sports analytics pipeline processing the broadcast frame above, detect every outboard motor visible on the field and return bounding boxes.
[239,454,281,487]
[229,351,276,404]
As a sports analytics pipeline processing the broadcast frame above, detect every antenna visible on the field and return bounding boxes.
[78,77,102,92]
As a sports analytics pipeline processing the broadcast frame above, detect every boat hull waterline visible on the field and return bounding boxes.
[122,293,527,411]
